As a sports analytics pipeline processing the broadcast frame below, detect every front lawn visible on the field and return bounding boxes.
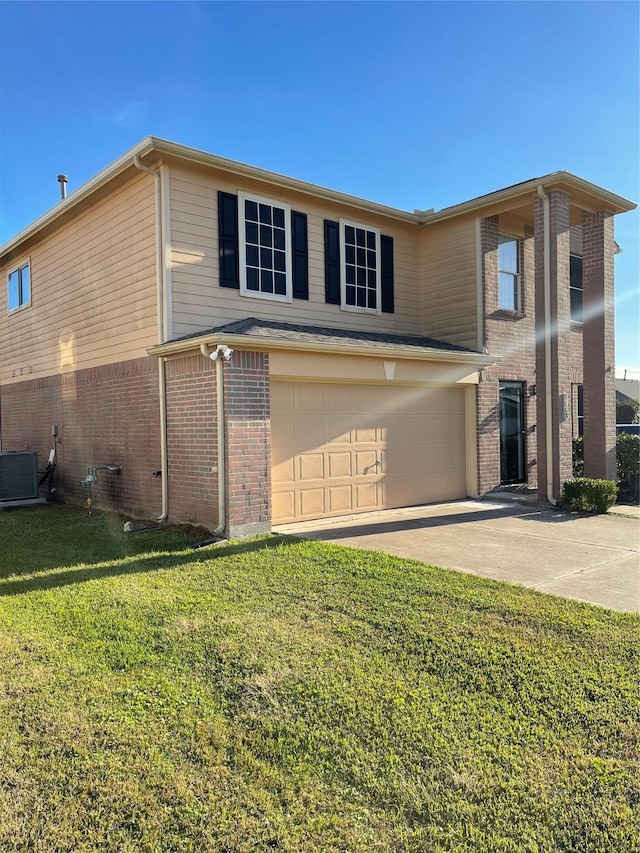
[1,506,638,852]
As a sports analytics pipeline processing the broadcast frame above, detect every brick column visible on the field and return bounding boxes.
[476,216,501,493]
[224,350,271,539]
[534,191,573,502]
[582,210,616,480]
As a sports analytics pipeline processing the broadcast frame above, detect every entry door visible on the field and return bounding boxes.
[499,381,525,484]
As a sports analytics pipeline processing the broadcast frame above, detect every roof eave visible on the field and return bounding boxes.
[0,136,157,261]
[145,136,418,224]
[147,331,498,367]
[421,171,636,226]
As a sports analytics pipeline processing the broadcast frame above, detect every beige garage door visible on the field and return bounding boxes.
[271,381,467,524]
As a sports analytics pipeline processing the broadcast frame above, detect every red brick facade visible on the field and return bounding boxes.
[0,350,272,535]
[582,210,616,480]
[1,358,162,516]
[223,350,271,538]
[477,218,538,494]
[165,355,218,527]
[476,191,613,503]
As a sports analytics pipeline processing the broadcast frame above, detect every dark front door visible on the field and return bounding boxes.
[499,381,525,484]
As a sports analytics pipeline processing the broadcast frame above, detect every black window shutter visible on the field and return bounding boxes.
[324,219,340,304]
[380,235,394,313]
[218,191,239,289]
[291,211,309,300]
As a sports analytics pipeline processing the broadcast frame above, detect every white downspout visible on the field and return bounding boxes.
[200,343,234,536]
[537,185,556,505]
[133,154,169,522]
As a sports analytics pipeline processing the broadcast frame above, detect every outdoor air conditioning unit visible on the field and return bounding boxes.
[0,451,39,501]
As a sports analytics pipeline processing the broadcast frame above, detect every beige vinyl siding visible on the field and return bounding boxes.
[0,173,157,384]
[169,167,421,339]
[419,218,478,349]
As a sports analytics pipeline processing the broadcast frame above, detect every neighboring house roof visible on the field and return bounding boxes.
[616,378,640,403]
[149,317,497,366]
[1,136,636,264]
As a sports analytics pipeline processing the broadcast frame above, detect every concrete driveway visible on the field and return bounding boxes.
[275,500,640,613]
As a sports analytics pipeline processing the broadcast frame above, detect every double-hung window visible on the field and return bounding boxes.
[498,234,520,311]
[570,254,583,323]
[341,220,380,313]
[7,261,31,312]
[239,193,292,302]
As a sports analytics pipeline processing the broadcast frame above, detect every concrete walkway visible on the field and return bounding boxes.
[275,500,640,613]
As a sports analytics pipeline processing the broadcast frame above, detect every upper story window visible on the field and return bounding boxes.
[570,254,583,323]
[7,261,31,313]
[239,193,292,302]
[498,234,520,311]
[341,220,380,313]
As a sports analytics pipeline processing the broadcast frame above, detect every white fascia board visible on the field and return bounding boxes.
[147,137,418,224]
[148,332,499,368]
[0,137,157,261]
[421,172,636,226]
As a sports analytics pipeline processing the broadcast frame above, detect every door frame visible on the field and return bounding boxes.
[498,380,526,484]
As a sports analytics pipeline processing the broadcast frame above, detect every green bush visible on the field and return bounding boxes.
[616,432,640,498]
[572,436,584,477]
[562,478,618,513]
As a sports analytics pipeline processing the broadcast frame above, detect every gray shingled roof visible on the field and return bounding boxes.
[169,317,476,355]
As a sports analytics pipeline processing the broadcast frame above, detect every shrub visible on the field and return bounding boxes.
[562,478,618,513]
[572,436,584,477]
[616,432,640,498]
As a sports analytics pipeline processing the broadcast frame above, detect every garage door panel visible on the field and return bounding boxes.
[326,417,352,444]
[272,456,295,483]
[299,488,325,518]
[328,452,351,478]
[355,450,379,475]
[298,453,324,481]
[328,485,353,513]
[325,385,351,411]
[271,381,467,524]
[355,482,378,510]
[272,490,295,521]
[271,382,295,412]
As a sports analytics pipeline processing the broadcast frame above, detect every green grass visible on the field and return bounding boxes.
[1,505,638,852]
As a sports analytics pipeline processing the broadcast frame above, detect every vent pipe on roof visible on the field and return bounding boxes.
[57,174,68,200]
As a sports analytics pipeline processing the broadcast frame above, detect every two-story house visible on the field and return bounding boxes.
[0,138,635,536]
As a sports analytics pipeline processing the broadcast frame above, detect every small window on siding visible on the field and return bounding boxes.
[498,234,520,311]
[7,261,31,312]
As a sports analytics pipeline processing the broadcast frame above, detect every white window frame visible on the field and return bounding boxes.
[497,233,521,312]
[340,219,381,315]
[7,258,31,314]
[238,192,292,303]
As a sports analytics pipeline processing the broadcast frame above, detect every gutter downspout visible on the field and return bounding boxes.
[537,185,556,505]
[200,343,233,536]
[133,154,169,522]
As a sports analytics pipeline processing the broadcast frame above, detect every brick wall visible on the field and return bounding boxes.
[477,218,538,492]
[534,192,574,501]
[224,350,271,538]
[1,357,162,516]
[165,354,218,527]
[582,210,616,479]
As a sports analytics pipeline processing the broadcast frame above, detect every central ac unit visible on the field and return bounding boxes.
[0,451,39,501]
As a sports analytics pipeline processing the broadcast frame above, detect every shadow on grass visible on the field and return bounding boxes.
[0,536,291,598]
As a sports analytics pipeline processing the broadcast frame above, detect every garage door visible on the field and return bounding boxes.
[271,381,467,523]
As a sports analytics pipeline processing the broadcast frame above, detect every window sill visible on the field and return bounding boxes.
[494,309,525,321]
[570,321,584,332]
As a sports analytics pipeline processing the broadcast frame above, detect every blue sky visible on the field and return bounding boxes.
[1,1,638,368]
